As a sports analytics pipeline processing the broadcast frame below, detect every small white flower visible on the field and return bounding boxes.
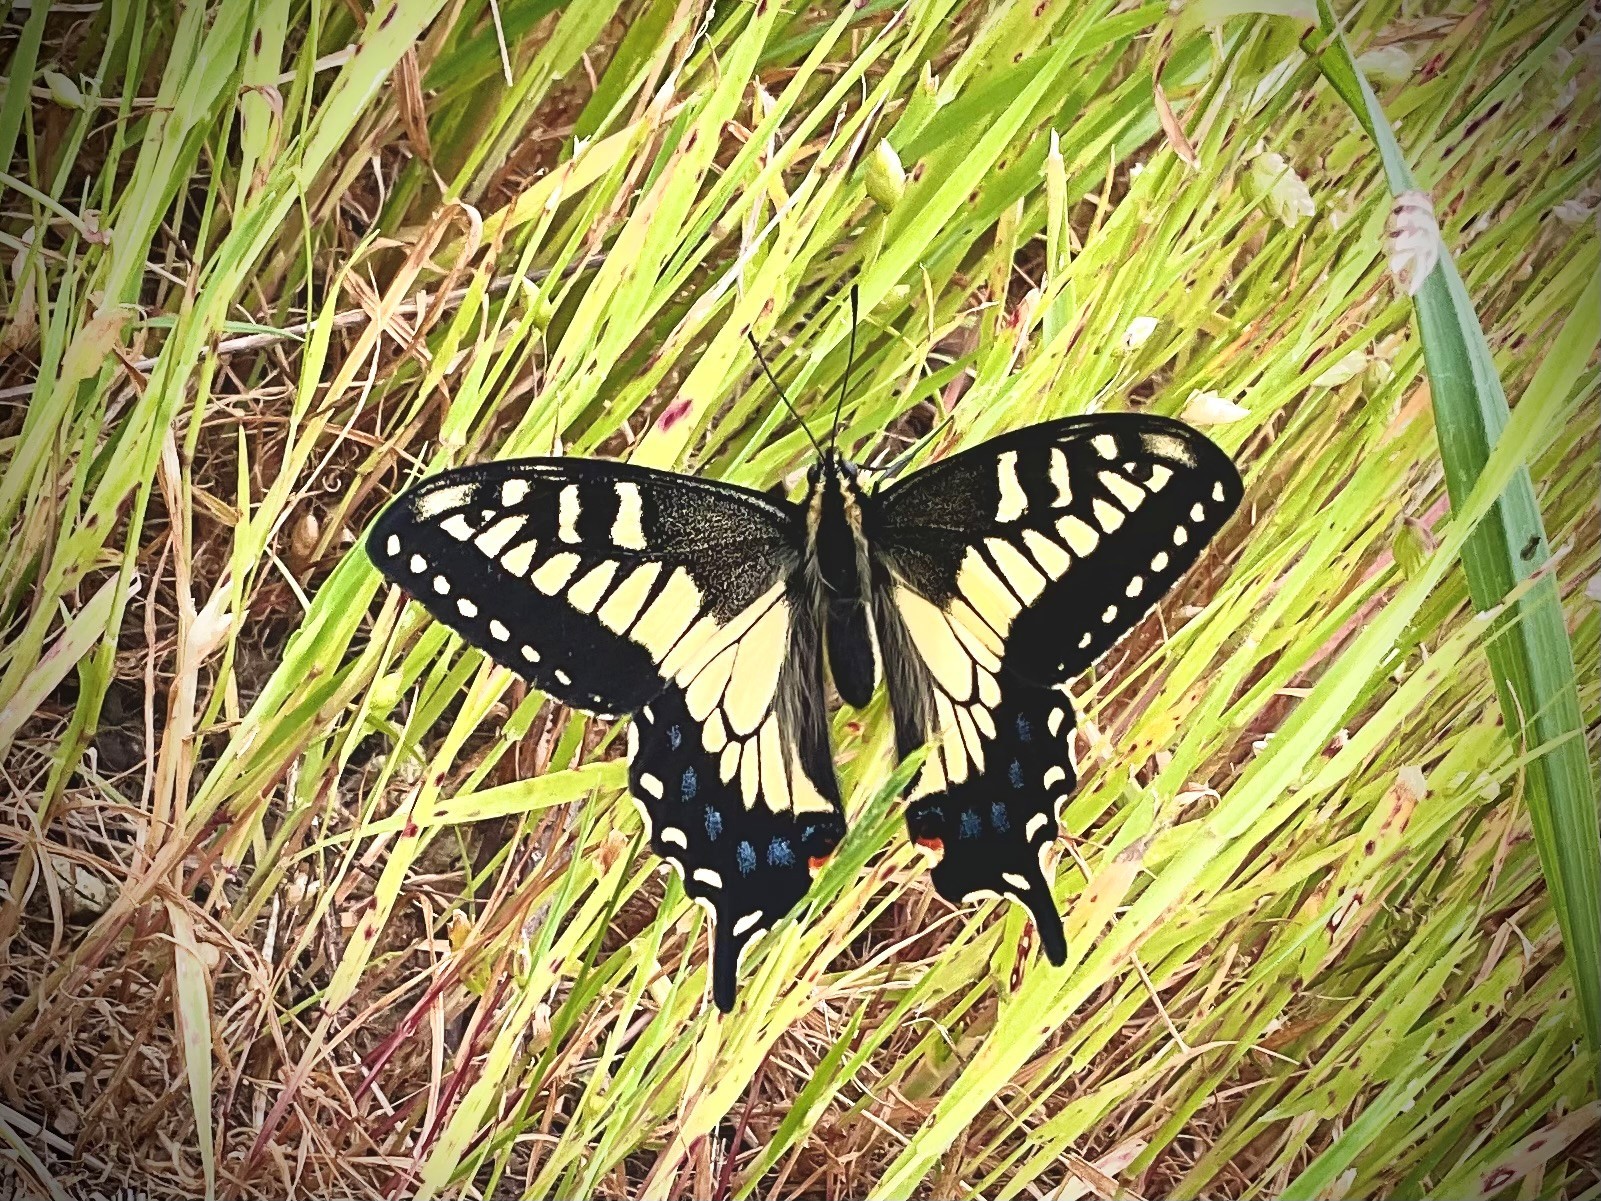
[1313,348,1370,388]
[1358,45,1414,86]
[1122,315,1159,350]
[1181,389,1250,425]
[1250,149,1316,226]
[1387,190,1442,296]
[1553,184,1598,224]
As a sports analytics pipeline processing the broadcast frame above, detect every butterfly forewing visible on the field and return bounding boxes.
[368,459,846,1010]
[871,415,1243,952]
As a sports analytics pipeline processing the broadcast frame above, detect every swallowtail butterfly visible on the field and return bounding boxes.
[367,316,1242,1012]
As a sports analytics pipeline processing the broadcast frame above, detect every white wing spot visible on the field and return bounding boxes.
[432,575,450,595]
[995,451,1028,522]
[385,535,401,557]
[1100,471,1145,512]
[1212,480,1227,502]
[531,552,580,595]
[501,479,528,506]
[475,514,526,557]
[1021,528,1071,578]
[1049,449,1072,506]
[457,597,478,617]
[1092,434,1118,459]
[1026,813,1050,841]
[414,483,473,519]
[1147,464,1174,492]
[1056,515,1099,555]
[598,563,661,633]
[1125,575,1143,598]
[1151,551,1169,572]
[611,482,648,550]
[1002,871,1031,891]
[1190,501,1206,522]
[1044,765,1067,788]
[661,826,688,848]
[557,485,582,543]
[521,644,539,662]
[733,910,765,937]
[1092,498,1125,533]
[566,561,617,613]
[1142,432,1196,466]
[1173,526,1189,546]
[639,772,665,799]
[1101,604,1118,623]
[409,554,427,574]
[693,868,724,889]
[1048,708,1066,736]
[500,541,537,576]
[554,668,572,685]
[957,547,1023,635]
[489,619,509,640]
[441,514,476,541]
[1078,631,1093,648]
[985,538,1047,604]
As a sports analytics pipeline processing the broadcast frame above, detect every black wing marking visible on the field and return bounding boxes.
[870,415,1243,958]
[368,458,845,1009]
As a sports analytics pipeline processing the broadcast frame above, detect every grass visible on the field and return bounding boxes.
[1,0,1596,1197]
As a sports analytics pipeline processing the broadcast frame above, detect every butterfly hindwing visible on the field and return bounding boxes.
[872,414,1242,951]
[628,602,845,1011]
[369,460,845,1009]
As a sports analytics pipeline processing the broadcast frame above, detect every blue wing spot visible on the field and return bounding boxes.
[801,824,816,841]
[959,809,982,840]
[1015,714,1033,742]
[767,837,795,867]
[704,807,722,840]
[667,724,682,750]
[990,801,1011,833]
[737,841,758,875]
[681,766,698,801]
[1008,759,1025,789]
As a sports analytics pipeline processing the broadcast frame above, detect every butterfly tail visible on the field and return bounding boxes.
[1018,858,1068,966]
[711,910,740,1013]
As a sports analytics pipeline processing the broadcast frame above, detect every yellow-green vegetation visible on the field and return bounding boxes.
[1,0,1596,1197]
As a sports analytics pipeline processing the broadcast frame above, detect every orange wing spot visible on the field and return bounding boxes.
[915,836,945,855]
[807,854,833,873]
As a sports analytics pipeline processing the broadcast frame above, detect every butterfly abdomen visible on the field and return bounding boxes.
[808,458,880,709]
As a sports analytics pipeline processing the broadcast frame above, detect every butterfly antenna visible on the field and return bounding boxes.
[828,285,859,452]
[747,331,824,457]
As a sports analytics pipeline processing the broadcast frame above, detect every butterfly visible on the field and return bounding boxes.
[367,311,1242,1012]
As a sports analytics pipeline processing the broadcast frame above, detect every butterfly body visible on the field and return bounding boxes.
[369,414,1241,1010]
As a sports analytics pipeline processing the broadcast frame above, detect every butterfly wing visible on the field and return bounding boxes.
[869,414,1243,958]
[368,460,845,1010]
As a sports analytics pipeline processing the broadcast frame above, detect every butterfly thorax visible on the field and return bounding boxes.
[805,453,881,709]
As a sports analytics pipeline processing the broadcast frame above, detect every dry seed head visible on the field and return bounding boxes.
[289,509,320,567]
